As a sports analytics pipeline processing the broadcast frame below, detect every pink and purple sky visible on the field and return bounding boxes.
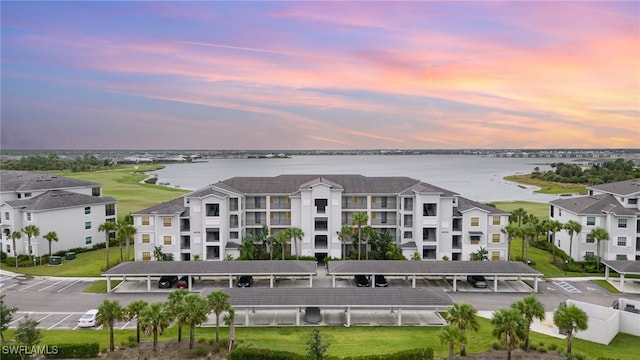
[1,1,638,150]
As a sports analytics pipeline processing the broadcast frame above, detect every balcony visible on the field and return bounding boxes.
[343,202,367,209]
[371,213,397,226]
[371,198,397,209]
[270,218,291,226]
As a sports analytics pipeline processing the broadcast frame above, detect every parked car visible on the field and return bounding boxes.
[77,309,99,328]
[304,307,322,324]
[374,275,388,287]
[176,276,193,289]
[467,275,487,288]
[237,275,254,288]
[354,275,370,287]
[158,276,179,289]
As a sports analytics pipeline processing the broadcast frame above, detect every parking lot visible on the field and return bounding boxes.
[6,311,137,331]
[0,275,93,294]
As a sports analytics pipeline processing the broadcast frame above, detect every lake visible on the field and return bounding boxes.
[150,155,578,203]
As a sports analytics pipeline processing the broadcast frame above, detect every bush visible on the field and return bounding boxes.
[548,343,558,351]
[491,340,503,350]
[229,348,303,360]
[45,343,99,359]
[539,347,547,353]
[529,343,538,351]
[340,348,434,360]
[185,346,209,358]
[574,352,587,360]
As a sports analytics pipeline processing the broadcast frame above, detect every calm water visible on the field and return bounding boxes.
[151,155,577,202]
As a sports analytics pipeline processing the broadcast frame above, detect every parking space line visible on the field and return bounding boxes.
[1,283,20,290]
[56,279,81,293]
[38,280,65,292]
[48,314,76,330]
[18,279,48,292]
[35,314,53,323]
[9,315,27,325]
[120,321,131,330]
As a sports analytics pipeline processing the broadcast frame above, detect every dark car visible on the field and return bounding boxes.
[304,307,322,324]
[467,275,487,288]
[374,275,388,287]
[176,276,193,289]
[158,276,179,289]
[237,275,254,288]
[354,275,370,287]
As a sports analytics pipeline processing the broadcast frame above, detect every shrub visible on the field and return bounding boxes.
[185,346,209,359]
[548,343,558,351]
[529,343,538,351]
[574,352,587,360]
[45,343,100,359]
[491,340,503,350]
[229,348,303,360]
[539,347,547,353]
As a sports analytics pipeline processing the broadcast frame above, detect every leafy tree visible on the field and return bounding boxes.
[501,223,520,261]
[0,293,18,342]
[491,308,526,360]
[521,222,537,264]
[207,290,230,342]
[336,225,354,260]
[543,220,564,265]
[438,325,466,360]
[511,295,545,351]
[307,328,329,360]
[116,220,136,262]
[361,225,377,260]
[43,231,59,258]
[589,227,610,272]
[10,231,21,268]
[563,220,582,260]
[181,293,210,349]
[224,307,236,352]
[21,225,40,264]
[351,212,368,260]
[139,302,173,352]
[275,229,289,260]
[167,289,189,342]
[509,208,528,261]
[96,300,125,352]
[288,227,304,260]
[15,315,41,347]
[470,246,488,261]
[444,302,479,356]
[98,221,117,268]
[125,299,148,343]
[553,304,588,355]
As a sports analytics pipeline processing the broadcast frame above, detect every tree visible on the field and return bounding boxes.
[509,208,528,260]
[361,225,377,260]
[125,300,148,343]
[589,227,610,272]
[15,315,41,347]
[139,302,173,352]
[181,293,210,349]
[96,300,125,352]
[469,246,488,261]
[224,307,236,352]
[167,289,189,342]
[0,293,18,342]
[98,221,117,268]
[10,231,21,268]
[43,231,59,258]
[501,223,519,261]
[238,237,258,260]
[207,290,230,342]
[444,302,479,356]
[21,225,40,264]
[521,222,537,264]
[543,220,563,265]
[116,220,136,262]
[307,328,329,360]
[438,325,466,360]
[275,230,289,260]
[336,225,353,260]
[288,227,304,260]
[351,212,368,260]
[553,304,588,355]
[564,220,582,260]
[511,295,545,351]
[491,308,526,360]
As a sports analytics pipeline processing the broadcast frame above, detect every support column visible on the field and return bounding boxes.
[147,276,151,292]
[397,308,402,326]
[345,307,351,327]
[605,266,610,280]
[296,308,300,326]
[534,276,538,292]
[107,277,111,292]
[270,275,274,288]
[494,275,498,292]
[188,276,192,291]
[620,274,625,292]
[229,275,233,288]
[452,275,457,292]
[245,309,250,326]
[332,275,336,288]
[412,275,416,288]
[309,275,313,287]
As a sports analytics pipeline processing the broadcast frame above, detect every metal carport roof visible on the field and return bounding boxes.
[602,260,640,292]
[103,260,317,276]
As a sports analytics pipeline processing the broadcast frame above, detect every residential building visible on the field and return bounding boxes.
[549,178,640,261]
[0,170,117,256]
[132,175,509,262]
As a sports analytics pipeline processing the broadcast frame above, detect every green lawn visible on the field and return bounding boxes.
[504,175,588,195]
[491,200,549,220]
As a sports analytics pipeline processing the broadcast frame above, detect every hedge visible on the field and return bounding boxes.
[229,347,434,360]
[45,343,100,359]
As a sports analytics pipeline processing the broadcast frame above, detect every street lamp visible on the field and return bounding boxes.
[564,259,569,276]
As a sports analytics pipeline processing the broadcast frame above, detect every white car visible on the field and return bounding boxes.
[77,309,99,328]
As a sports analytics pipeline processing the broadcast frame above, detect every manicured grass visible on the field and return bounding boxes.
[58,165,188,218]
[504,175,588,195]
[491,201,549,220]
[592,279,621,293]
[83,280,122,293]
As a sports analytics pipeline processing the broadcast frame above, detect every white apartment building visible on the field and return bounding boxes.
[549,179,640,261]
[0,170,117,256]
[132,175,509,262]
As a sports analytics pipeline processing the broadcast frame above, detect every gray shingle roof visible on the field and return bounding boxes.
[327,260,542,276]
[589,179,640,196]
[457,197,510,215]
[103,260,317,276]
[0,170,100,192]
[550,194,637,216]
[5,190,116,211]
[601,260,640,274]
[132,197,186,215]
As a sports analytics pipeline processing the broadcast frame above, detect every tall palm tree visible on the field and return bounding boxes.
[509,208,528,227]
[139,302,173,352]
[117,221,136,262]
[553,304,588,355]
[96,300,125,352]
[288,227,304,260]
[444,302,479,356]
[336,225,353,260]
[564,220,582,261]
[181,293,210,349]
[238,237,257,260]
[98,221,117,268]
[275,230,289,260]
[438,325,466,360]
[520,222,537,264]
[491,308,526,360]
[125,300,148,343]
[167,289,189,342]
[362,225,377,260]
[21,225,40,264]
[351,212,368,260]
[543,220,564,265]
[207,290,230,342]
[589,227,610,272]
[511,295,545,351]
[42,231,59,257]
[501,223,519,262]
[224,307,236,352]
[10,231,22,268]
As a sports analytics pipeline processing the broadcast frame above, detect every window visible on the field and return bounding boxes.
[423,203,437,216]
[491,251,500,261]
[163,217,172,227]
[92,187,101,196]
[84,207,91,215]
[229,198,239,211]
[585,251,594,257]
[381,212,388,224]
[4,212,9,221]
[617,237,627,246]
[26,213,32,221]
[142,252,151,261]
[471,217,479,226]
[206,229,220,242]
[142,234,150,244]
[470,236,480,245]
[618,218,628,228]
[586,234,594,244]
[24,192,31,198]
[230,231,239,240]
[6,244,10,253]
[105,204,115,216]
[381,197,388,208]
[492,233,501,243]
[492,216,501,225]
[142,216,150,226]
[629,198,638,205]
[404,231,412,239]
[206,204,220,217]
[85,221,91,230]
[616,254,628,260]
[85,236,92,245]
[586,216,596,226]
[164,236,172,246]
[315,199,327,214]
[314,218,328,231]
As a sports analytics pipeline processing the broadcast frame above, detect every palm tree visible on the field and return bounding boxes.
[543,220,564,265]
[564,220,582,261]
[275,230,289,260]
[288,227,304,260]
[336,225,353,260]
[501,223,519,261]
[351,212,368,260]
[444,302,479,356]
[207,290,230,342]
[139,302,173,352]
[98,221,117,268]
[521,222,537,264]
[511,295,545,351]
[96,300,125,352]
[21,225,40,264]
[509,208,528,260]
[10,231,21,268]
[438,325,466,360]
[42,231,59,258]
[125,300,148,343]
[238,237,257,260]
[117,221,136,262]
[224,307,236,352]
[491,308,526,360]
[553,304,588,355]
[589,227,610,272]
[167,289,189,342]
[362,225,377,260]
[181,293,210,349]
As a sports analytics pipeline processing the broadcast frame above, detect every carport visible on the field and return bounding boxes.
[602,260,640,292]
[202,287,453,327]
[327,260,542,292]
[102,260,317,292]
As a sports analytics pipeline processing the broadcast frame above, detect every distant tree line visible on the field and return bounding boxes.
[531,158,639,185]
[0,153,116,172]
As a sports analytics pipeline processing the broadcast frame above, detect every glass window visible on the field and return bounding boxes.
[26,213,32,221]
[85,221,91,230]
[618,218,628,228]
[164,236,172,245]
[471,217,479,226]
[84,207,91,215]
[586,216,596,226]
[142,252,151,261]
[629,198,638,205]
[142,234,150,243]
[105,204,116,217]
[492,233,501,243]
[6,245,10,253]
[85,236,92,245]
[586,234,594,244]
[142,216,150,226]
[491,251,500,261]
[4,212,9,221]
[163,217,172,227]
[492,216,501,225]
[206,204,220,217]
[617,237,627,246]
